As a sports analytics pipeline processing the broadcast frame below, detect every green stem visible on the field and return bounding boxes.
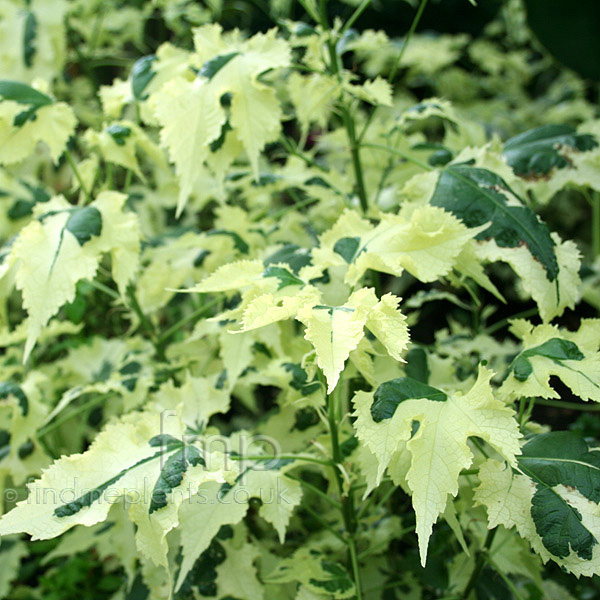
[124,168,133,194]
[297,0,322,25]
[301,504,347,544]
[357,0,429,145]
[230,454,333,467]
[460,469,479,477]
[88,7,105,57]
[286,473,343,510]
[341,105,369,213]
[389,0,429,83]
[156,297,221,346]
[327,387,364,600]
[126,285,163,358]
[362,142,433,171]
[341,0,373,34]
[320,16,369,214]
[591,191,600,258]
[87,279,121,301]
[532,398,600,412]
[279,135,328,172]
[487,559,526,600]
[39,393,111,438]
[64,149,92,204]
[470,437,490,460]
[358,481,396,519]
[483,307,539,335]
[267,196,319,221]
[462,528,497,599]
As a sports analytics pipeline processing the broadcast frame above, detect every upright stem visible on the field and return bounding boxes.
[126,285,164,360]
[327,386,363,599]
[592,191,600,258]
[341,106,369,213]
[324,27,369,213]
[389,0,430,83]
[64,149,92,204]
[462,528,497,599]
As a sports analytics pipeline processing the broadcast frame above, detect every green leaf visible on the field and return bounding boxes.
[530,487,595,560]
[519,432,600,504]
[65,206,103,246]
[370,377,447,422]
[10,192,139,360]
[504,124,597,177]
[23,11,38,68]
[512,338,584,382]
[283,363,321,396]
[130,55,156,100]
[267,548,355,599]
[476,431,600,576]
[149,445,204,513]
[54,438,181,518]
[0,80,53,108]
[355,366,521,565]
[0,81,76,163]
[309,560,355,596]
[405,347,430,383]
[500,319,600,403]
[106,124,132,147]
[207,229,249,254]
[0,382,28,416]
[430,165,558,282]
[262,265,304,290]
[199,52,240,80]
[263,244,312,274]
[333,236,360,263]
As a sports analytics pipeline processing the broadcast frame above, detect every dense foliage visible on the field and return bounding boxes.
[0,0,599,598]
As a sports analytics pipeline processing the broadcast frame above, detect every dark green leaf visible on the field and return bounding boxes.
[0,381,29,416]
[54,443,182,518]
[263,265,304,290]
[0,80,53,107]
[518,432,600,559]
[149,434,182,448]
[209,121,232,153]
[309,560,354,595]
[0,80,54,127]
[131,55,156,100]
[519,432,600,502]
[149,446,204,513]
[475,565,514,600]
[504,124,597,177]
[18,439,34,459]
[119,361,142,391]
[430,165,558,281]
[23,11,38,68]
[176,539,226,598]
[405,348,430,383]
[293,407,320,431]
[7,182,50,221]
[206,229,249,254]
[510,338,584,382]
[199,52,239,80]
[106,124,132,147]
[333,236,360,263]
[371,377,447,422]
[263,244,312,274]
[531,487,594,560]
[283,363,321,396]
[65,206,102,246]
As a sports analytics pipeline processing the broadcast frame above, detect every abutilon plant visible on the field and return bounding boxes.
[0,0,599,598]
